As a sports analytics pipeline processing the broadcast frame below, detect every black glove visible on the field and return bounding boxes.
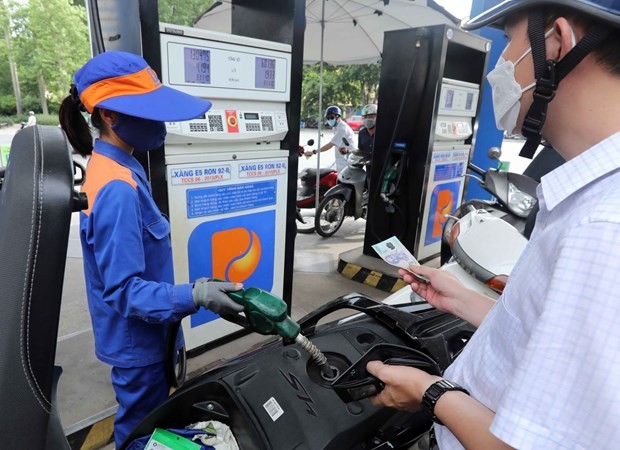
[192,278,244,315]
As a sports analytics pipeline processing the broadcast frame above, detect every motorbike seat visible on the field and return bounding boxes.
[0,126,77,449]
[299,167,334,181]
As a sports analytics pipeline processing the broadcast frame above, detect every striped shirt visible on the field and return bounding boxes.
[437,131,620,449]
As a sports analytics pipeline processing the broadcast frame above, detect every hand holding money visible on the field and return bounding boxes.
[372,237,430,283]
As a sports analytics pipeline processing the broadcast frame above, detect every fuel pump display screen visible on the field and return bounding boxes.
[162,31,290,99]
[184,47,211,84]
[255,57,276,89]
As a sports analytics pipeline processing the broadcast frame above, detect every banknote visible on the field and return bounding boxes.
[372,236,430,283]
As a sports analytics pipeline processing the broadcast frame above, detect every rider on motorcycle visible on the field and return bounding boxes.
[305,105,355,173]
[358,103,377,188]
[368,1,620,449]
[357,103,377,161]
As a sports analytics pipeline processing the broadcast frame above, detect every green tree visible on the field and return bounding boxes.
[13,0,89,115]
[0,0,23,115]
[342,63,381,108]
[301,62,381,121]
[159,0,215,27]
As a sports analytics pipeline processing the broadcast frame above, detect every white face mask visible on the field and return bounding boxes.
[487,28,575,134]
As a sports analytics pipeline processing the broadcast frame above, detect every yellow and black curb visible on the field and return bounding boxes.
[338,259,407,293]
[67,414,115,450]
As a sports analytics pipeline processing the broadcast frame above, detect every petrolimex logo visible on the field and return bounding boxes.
[188,210,275,327]
[212,228,261,282]
[424,181,460,247]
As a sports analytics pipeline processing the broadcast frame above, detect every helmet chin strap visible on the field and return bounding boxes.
[519,10,613,158]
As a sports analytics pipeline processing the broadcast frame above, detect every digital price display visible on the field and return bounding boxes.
[184,47,211,85]
[255,57,276,89]
[466,92,474,110]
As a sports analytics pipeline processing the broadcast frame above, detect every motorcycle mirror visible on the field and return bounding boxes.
[73,160,86,186]
[307,139,315,146]
[487,147,502,161]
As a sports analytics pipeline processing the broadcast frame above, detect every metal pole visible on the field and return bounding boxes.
[314,0,326,211]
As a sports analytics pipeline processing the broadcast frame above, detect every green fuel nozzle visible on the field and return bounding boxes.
[381,163,398,195]
[226,287,336,379]
[226,287,300,340]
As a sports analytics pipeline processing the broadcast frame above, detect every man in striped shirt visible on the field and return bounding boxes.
[366,1,620,449]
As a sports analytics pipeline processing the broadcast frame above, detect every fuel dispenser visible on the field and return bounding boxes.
[159,24,292,350]
[363,25,490,262]
[84,0,306,352]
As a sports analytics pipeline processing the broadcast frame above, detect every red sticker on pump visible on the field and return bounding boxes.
[225,110,239,133]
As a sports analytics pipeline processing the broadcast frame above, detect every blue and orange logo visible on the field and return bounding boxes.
[211,228,262,282]
[424,181,460,247]
[188,210,275,327]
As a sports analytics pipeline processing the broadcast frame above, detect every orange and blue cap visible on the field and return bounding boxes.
[74,51,211,121]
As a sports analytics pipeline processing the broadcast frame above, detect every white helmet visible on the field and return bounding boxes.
[361,104,377,116]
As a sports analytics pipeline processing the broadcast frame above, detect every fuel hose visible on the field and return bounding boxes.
[164,320,187,389]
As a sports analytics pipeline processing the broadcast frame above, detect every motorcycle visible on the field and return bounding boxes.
[442,145,564,263]
[435,146,538,298]
[121,293,476,449]
[440,147,537,264]
[314,138,369,238]
[296,139,338,234]
[387,146,564,304]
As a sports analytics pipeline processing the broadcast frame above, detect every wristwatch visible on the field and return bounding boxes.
[422,379,469,426]
[313,149,317,154]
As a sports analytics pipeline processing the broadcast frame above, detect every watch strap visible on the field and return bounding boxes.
[422,379,469,426]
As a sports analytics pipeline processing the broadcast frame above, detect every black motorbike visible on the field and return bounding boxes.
[314,138,370,238]
[121,295,475,449]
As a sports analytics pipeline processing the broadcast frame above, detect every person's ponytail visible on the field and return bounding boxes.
[59,84,94,157]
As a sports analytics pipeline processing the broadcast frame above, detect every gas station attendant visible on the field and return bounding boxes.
[59,51,247,447]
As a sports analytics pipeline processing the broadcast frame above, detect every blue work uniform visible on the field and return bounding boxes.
[80,139,198,446]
